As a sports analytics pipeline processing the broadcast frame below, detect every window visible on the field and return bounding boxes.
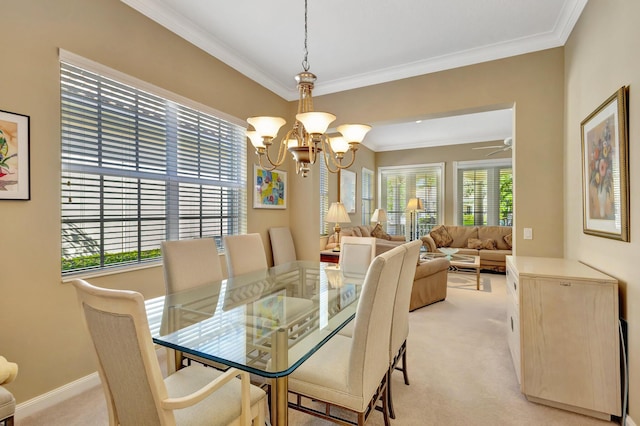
[61,53,246,274]
[319,156,329,235]
[455,159,512,226]
[361,168,374,225]
[379,163,444,239]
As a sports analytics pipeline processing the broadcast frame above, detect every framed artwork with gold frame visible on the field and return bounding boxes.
[581,86,629,241]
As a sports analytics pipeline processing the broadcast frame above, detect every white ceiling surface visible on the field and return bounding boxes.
[121,0,586,150]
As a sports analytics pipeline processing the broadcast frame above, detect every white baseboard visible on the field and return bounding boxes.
[15,372,100,420]
[627,415,637,426]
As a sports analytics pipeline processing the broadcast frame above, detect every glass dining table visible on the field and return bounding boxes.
[145,261,365,426]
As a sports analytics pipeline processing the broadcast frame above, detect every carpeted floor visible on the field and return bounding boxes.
[17,272,617,425]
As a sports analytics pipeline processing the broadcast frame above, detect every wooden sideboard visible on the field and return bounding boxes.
[505,256,621,420]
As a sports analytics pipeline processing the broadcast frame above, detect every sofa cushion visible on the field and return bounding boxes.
[503,233,513,249]
[477,226,512,250]
[351,227,362,237]
[446,226,478,248]
[430,225,453,247]
[355,225,369,237]
[371,223,391,240]
[479,249,511,263]
[467,238,483,249]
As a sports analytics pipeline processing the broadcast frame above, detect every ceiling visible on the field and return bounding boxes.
[121,0,587,151]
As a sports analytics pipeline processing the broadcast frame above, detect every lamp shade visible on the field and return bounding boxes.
[296,112,336,134]
[245,130,265,149]
[325,202,350,223]
[329,136,350,154]
[337,124,372,143]
[247,116,286,139]
[370,208,387,224]
[406,198,424,211]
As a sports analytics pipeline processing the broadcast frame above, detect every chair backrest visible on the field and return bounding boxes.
[161,238,223,294]
[348,244,405,400]
[71,279,172,425]
[390,240,422,357]
[269,227,297,266]
[224,233,268,277]
[339,236,376,275]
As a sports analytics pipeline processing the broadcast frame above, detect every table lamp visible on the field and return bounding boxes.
[326,202,350,251]
[370,208,387,225]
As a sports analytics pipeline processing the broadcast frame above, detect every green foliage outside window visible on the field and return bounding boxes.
[62,249,161,271]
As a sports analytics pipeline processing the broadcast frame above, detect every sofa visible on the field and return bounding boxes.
[410,257,450,311]
[324,224,406,256]
[420,225,512,272]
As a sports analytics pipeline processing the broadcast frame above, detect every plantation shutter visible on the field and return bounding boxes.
[61,58,246,274]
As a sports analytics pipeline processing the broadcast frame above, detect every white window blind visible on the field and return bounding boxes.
[319,157,329,235]
[61,60,246,274]
[455,160,512,226]
[379,164,443,239]
[361,168,374,225]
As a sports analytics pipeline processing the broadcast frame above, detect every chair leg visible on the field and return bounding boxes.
[401,346,410,385]
[381,376,391,426]
[387,368,396,419]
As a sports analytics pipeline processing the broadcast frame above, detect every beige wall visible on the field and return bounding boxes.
[4,0,628,419]
[377,142,511,225]
[565,0,639,419]
[314,48,565,259]
[0,0,291,402]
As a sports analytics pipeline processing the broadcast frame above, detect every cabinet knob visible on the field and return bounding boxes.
[510,316,514,332]
[560,281,571,287]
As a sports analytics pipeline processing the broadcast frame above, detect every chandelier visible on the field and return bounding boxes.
[245,0,371,178]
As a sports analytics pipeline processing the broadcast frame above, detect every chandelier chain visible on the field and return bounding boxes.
[302,0,309,71]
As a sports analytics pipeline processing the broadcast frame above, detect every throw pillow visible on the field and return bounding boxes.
[467,238,483,249]
[371,223,392,240]
[503,233,513,249]
[358,225,371,237]
[430,226,453,248]
[482,238,497,250]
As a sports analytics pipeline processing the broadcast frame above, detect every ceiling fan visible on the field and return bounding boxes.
[472,137,513,156]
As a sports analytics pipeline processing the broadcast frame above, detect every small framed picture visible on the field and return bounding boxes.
[253,165,287,209]
[0,110,30,200]
[581,86,629,241]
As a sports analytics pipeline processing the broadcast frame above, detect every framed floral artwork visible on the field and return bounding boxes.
[253,165,287,209]
[581,86,629,241]
[0,110,30,200]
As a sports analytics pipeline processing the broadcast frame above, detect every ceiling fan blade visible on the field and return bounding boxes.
[486,146,512,156]
[472,145,503,150]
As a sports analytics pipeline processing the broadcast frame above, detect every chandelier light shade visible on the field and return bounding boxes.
[370,208,388,224]
[246,0,371,178]
[325,202,351,250]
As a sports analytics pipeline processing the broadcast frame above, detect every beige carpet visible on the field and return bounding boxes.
[18,273,616,425]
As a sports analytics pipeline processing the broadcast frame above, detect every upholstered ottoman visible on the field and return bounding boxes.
[410,258,450,311]
[0,386,15,426]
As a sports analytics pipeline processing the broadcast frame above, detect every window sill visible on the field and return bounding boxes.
[61,260,162,283]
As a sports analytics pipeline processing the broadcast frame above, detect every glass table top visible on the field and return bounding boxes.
[146,261,365,378]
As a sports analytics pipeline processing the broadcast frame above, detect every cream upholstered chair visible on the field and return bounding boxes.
[71,279,266,426]
[387,239,422,418]
[288,244,405,425]
[223,234,268,277]
[268,227,297,266]
[161,238,227,371]
[338,236,376,276]
[161,238,223,293]
[0,355,17,426]
[334,239,421,419]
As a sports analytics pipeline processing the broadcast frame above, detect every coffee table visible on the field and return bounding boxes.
[421,252,481,290]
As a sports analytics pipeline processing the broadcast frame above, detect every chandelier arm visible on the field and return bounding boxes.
[263,138,288,169]
[322,145,342,174]
[257,154,280,171]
